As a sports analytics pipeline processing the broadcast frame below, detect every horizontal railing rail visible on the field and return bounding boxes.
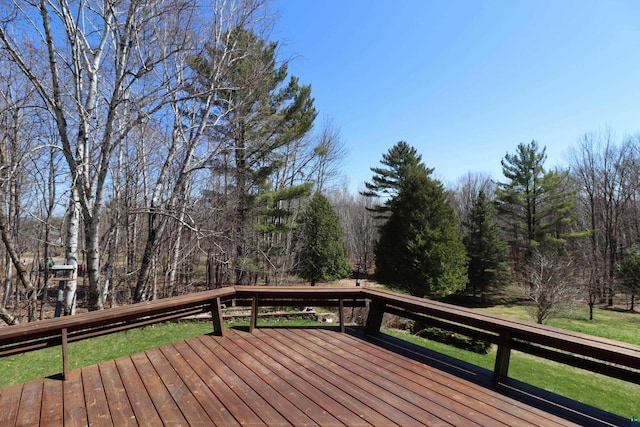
[234,285,366,333]
[361,287,640,387]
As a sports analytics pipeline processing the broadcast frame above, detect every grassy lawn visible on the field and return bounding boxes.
[478,304,640,345]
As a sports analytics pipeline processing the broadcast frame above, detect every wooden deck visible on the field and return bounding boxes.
[0,327,581,426]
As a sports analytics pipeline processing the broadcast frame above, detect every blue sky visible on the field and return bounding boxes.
[271,0,640,191]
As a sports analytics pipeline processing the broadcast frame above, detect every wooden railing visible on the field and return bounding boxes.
[0,287,235,379]
[361,288,640,387]
[1,285,639,394]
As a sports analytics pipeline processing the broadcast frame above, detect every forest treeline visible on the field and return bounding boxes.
[0,1,638,325]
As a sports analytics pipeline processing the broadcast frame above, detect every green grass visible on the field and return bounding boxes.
[478,304,640,345]
[385,304,640,418]
[0,321,214,388]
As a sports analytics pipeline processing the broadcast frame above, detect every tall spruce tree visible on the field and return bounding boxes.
[296,193,351,285]
[464,190,509,302]
[362,141,432,215]
[375,168,467,297]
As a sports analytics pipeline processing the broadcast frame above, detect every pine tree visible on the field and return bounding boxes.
[362,141,432,215]
[296,193,351,285]
[375,168,467,297]
[464,190,509,302]
[188,27,317,285]
[496,140,576,263]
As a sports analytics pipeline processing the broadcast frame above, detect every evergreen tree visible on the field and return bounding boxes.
[296,193,351,285]
[375,168,467,297]
[362,141,432,215]
[464,190,509,302]
[188,27,317,285]
[496,140,576,264]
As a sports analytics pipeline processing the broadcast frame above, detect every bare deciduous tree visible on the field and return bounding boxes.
[568,130,638,307]
[523,249,579,324]
[0,1,216,310]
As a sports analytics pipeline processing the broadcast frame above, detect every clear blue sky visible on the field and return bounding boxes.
[271,0,640,191]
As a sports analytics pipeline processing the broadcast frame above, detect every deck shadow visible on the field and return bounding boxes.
[358,327,627,427]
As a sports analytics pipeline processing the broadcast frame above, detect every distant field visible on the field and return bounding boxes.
[478,304,640,345]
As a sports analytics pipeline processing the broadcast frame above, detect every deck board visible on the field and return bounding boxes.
[99,360,136,426]
[0,327,583,426]
[40,378,63,427]
[145,347,214,425]
[226,329,369,425]
[215,334,344,425]
[196,335,317,426]
[306,328,562,426]
[62,370,88,427]
[16,378,43,426]
[293,328,504,426]
[82,364,112,426]
[0,383,23,426]
[265,328,449,425]
[157,343,240,426]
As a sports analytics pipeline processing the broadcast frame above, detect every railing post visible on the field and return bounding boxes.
[62,328,69,381]
[249,296,258,333]
[211,297,225,337]
[364,298,386,337]
[339,299,345,333]
[493,330,511,386]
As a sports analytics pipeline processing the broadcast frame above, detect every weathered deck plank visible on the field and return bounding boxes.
[115,356,164,426]
[317,328,570,426]
[145,347,215,426]
[0,383,23,426]
[214,334,345,425]
[195,335,317,426]
[157,343,241,426]
[0,327,582,426]
[81,364,112,426]
[99,360,136,426]
[40,378,63,427]
[226,329,369,425]
[15,378,43,426]
[287,328,500,426]
[62,370,87,427]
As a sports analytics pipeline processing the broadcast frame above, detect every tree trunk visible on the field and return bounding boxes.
[102,225,119,307]
[64,193,80,315]
[0,306,16,325]
[0,206,36,321]
[85,215,103,310]
[135,211,163,302]
[3,253,12,309]
[167,212,185,296]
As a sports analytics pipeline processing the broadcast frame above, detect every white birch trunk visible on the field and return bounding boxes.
[64,190,80,315]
